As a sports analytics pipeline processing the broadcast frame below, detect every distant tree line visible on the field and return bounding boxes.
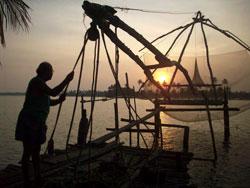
[136,78,250,100]
[1,86,250,100]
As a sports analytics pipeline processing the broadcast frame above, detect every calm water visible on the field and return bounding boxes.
[1,96,250,187]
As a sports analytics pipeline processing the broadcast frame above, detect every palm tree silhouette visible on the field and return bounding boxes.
[0,0,31,47]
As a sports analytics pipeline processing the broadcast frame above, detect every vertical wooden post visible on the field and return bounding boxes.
[204,94,217,160]
[183,127,189,153]
[126,73,132,147]
[154,99,160,148]
[133,87,140,148]
[114,29,120,143]
[224,87,230,143]
[114,102,119,143]
[160,125,163,149]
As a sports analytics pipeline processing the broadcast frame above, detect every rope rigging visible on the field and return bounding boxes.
[62,23,102,180]
[113,6,196,15]
[101,31,152,148]
[44,32,89,155]
[43,1,250,183]
[138,11,250,101]
[65,32,88,163]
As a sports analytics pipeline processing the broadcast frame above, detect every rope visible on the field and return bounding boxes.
[114,6,195,15]
[74,36,101,181]
[101,32,151,148]
[87,37,100,178]
[139,20,195,52]
[65,33,88,161]
[44,33,88,155]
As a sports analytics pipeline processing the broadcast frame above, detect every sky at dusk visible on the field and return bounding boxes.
[0,0,250,92]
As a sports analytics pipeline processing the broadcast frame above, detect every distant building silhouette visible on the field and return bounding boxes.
[192,58,204,85]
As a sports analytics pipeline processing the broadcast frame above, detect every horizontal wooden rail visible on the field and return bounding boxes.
[120,118,189,152]
[121,118,189,128]
[106,128,155,133]
[158,99,224,106]
[92,110,160,144]
[147,107,240,112]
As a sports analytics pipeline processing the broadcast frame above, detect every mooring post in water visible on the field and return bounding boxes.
[154,99,161,148]
[223,87,230,143]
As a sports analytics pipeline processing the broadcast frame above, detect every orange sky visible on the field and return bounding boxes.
[0,0,250,92]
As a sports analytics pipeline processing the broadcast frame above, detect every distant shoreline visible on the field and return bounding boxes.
[0,92,25,96]
[1,92,250,100]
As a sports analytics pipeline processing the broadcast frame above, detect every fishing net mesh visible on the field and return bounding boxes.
[141,50,250,122]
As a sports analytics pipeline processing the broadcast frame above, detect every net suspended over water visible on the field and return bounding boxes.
[142,49,250,122]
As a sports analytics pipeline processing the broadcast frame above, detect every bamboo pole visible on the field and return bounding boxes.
[99,24,170,99]
[200,21,217,99]
[86,5,194,97]
[164,21,195,56]
[92,110,160,144]
[114,102,119,142]
[139,19,202,94]
[139,21,195,52]
[202,21,250,51]
[115,27,120,143]
[133,86,140,147]
[101,33,153,148]
[154,99,161,148]
[204,95,217,160]
[167,17,197,94]
[223,87,230,143]
[126,72,132,146]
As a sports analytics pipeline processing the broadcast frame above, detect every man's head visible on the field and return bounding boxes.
[36,62,53,81]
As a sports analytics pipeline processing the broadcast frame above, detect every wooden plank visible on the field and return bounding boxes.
[158,99,223,105]
[92,110,159,144]
[42,141,122,165]
[146,63,173,69]
[147,107,240,112]
[121,118,189,129]
[106,127,155,133]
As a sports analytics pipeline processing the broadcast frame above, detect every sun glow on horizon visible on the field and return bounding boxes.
[154,70,170,85]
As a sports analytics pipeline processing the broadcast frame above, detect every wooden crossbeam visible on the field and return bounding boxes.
[92,110,160,144]
[106,127,155,133]
[146,63,173,69]
[146,107,240,112]
[158,99,224,106]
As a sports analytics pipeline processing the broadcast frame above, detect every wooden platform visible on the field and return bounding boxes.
[0,143,193,188]
[0,142,121,188]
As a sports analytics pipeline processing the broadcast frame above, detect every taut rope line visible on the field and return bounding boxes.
[44,32,89,155]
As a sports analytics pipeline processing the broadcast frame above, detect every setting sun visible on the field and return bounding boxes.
[154,71,170,84]
[158,74,167,84]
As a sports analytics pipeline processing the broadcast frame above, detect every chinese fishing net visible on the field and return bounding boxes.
[141,24,250,122]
